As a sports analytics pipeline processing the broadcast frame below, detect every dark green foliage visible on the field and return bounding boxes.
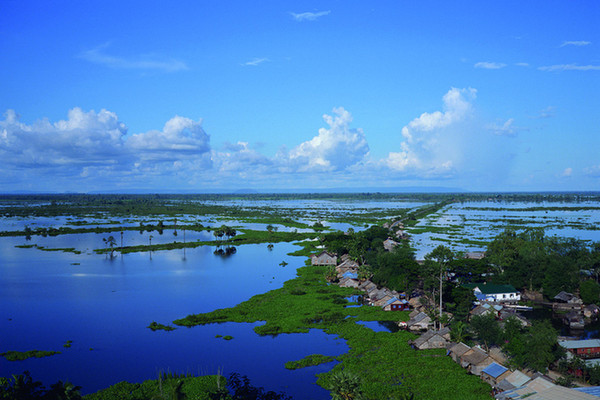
[284,354,335,370]
[148,321,176,331]
[487,228,598,296]
[470,313,502,350]
[443,285,476,321]
[325,370,365,400]
[84,374,225,400]
[0,371,82,400]
[580,280,600,304]
[502,320,562,372]
[1,350,60,361]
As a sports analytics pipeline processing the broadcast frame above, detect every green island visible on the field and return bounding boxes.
[1,350,61,361]
[284,354,336,370]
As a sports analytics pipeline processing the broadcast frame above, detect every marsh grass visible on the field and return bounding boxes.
[284,354,335,370]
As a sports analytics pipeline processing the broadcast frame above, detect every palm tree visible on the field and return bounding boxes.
[103,235,117,258]
[327,370,364,400]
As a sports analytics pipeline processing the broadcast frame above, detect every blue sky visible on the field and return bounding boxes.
[1,1,599,192]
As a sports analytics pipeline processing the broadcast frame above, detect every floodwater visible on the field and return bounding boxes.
[408,201,600,259]
[0,240,347,398]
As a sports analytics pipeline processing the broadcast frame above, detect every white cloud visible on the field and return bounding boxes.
[474,62,506,69]
[290,11,330,22]
[487,118,518,136]
[0,109,213,190]
[126,115,211,162]
[213,142,273,173]
[560,41,591,47]
[385,87,477,176]
[515,62,529,67]
[561,167,573,177]
[533,106,556,119]
[79,43,188,72]
[285,107,369,172]
[538,64,600,71]
[242,57,270,66]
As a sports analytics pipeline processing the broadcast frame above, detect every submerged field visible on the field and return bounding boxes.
[1,192,600,398]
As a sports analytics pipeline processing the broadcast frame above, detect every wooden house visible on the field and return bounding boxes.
[459,347,493,376]
[383,238,399,252]
[480,362,510,388]
[448,342,471,364]
[464,251,486,260]
[553,291,583,312]
[382,297,410,311]
[496,370,531,392]
[311,251,337,266]
[559,339,600,359]
[411,327,451,350]
[406,311,432,332]
[584,304,600,319]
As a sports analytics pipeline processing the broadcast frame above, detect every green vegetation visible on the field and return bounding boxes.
[486,228,600,297]
[63,340,73,348]
[172,264,489,399]
[1,350,61,361]
[15,244,82,254]
[83,373,224,400]
[284,354,335,369]
[148,321,176,331]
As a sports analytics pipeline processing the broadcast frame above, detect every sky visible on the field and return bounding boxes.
[1,1,599,193]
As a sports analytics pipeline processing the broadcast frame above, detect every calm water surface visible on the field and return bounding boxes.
[0,240,346,398]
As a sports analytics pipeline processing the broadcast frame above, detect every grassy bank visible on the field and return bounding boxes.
[171,264,490,399]
[1,350,61,361]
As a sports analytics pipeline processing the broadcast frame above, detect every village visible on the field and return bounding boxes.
[310,222,600,400]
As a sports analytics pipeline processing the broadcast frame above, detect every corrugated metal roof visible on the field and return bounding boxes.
[482,362,508,378]
[559,339,600,349]
[574,386,600,397]
[504,370,531,388]
[342,271,358,279]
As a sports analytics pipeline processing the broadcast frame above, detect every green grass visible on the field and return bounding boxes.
[14,244,81,254]
[1,350,61,361]
[83,375,225,400]
[171,265,490,399]
[285,354,335,370]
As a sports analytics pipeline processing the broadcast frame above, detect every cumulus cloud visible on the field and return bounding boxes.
[285,107,369,172]
[538,64,600,71]
[213,142,273,173]
[0,108,127,168]
[80,43,188,72]
[290,11,330,21]
[560,41,591,47]
[126,115,210,162]
[0,109,212,190]
[385,88,477,176]
[474,62,506,69]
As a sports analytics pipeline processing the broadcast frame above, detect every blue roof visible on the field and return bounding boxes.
[482,362,508,378]
[342,272,358,279]
[383,297,408,306]
[574,386,600,397]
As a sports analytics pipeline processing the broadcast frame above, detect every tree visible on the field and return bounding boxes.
[470,313,501,351]
[425,245,454,321]
[327,370,364,400]
[580,279,600,304]
[450,321,469,343]
[102,235,116,258]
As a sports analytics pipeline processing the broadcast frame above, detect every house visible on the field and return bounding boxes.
[553,291,583,312]
[382,297,410,311]
[465,251,486,260]
[495,376,598,400]
[406,311,432,331]
[339,276,360,288]
[481,362,511,387]
[411,327,451,350]
[563,311,585,329]
[448,342,471,363]
[559,339,600,359]
[459,347,494,376]
[496,370,531,392]
[311,251,337,266]
[383,238,399,251]
[470,303,502,319]
[465,283,520,303]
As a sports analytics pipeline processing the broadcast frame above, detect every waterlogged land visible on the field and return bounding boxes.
[2,192,600,398]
